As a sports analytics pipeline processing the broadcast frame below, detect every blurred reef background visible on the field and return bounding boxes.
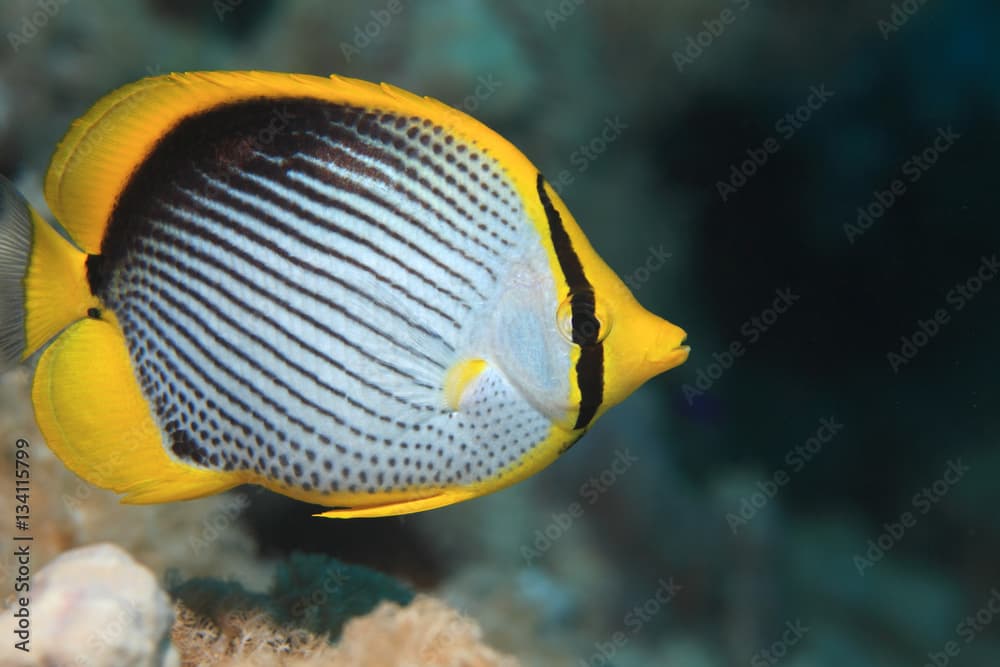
[1,0,999,665]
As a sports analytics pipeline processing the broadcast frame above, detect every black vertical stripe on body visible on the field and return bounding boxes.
[535,173,604,430]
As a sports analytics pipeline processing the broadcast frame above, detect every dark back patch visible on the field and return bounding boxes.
[88,97,368,298]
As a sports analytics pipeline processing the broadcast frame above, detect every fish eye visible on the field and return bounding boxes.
[557,291,613,346]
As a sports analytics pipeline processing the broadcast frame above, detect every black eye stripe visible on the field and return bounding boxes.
[536,173,603,430]
[570,290,601,346]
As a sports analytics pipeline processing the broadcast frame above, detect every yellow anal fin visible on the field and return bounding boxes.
[315,491,474,519]
[32,316,240,504]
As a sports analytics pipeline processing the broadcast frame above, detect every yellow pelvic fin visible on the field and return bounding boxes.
[32,316,240,504]
[443,358,488,411]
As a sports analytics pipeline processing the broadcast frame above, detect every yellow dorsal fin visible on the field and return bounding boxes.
[32,314,240,503]
[43,71,541,255]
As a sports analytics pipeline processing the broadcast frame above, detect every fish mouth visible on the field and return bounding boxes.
[656,332,690,372]
[670,336,691,363]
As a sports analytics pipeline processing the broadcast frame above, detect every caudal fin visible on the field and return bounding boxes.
[0,176,33,369]
[0,175,97,371]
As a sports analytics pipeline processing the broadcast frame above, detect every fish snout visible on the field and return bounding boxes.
[651,321,689,373]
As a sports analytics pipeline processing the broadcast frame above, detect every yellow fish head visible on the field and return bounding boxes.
[592,273,689,416]
[554,222,688,423]
[535,179,689,428]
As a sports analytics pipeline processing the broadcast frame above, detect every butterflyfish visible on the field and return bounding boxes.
[0,72,688,518]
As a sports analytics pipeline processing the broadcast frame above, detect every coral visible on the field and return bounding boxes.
[171,552,413,641]
[269,552,414,637]
[168,555,514,665]
[0,543,179,667]
[171,595,519,667]
[170,604,338,667]
[335,596,519,667]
